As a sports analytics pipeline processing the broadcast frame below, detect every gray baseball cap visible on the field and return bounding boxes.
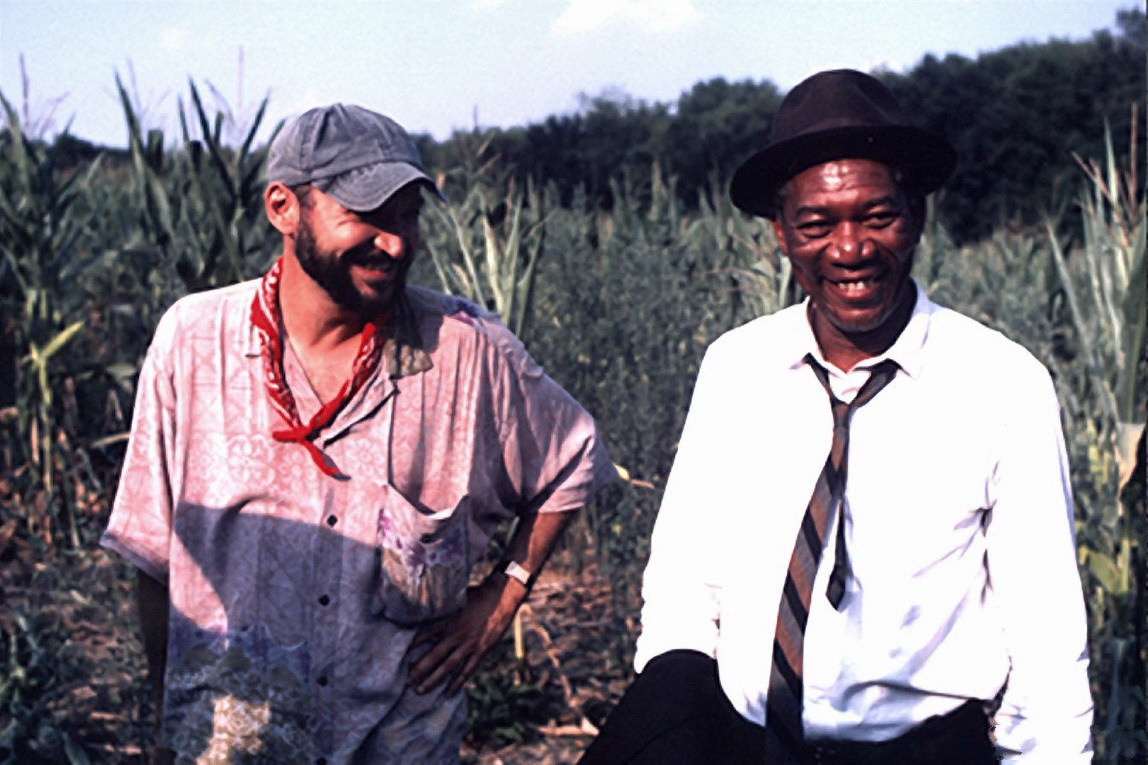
[266,104,444,211]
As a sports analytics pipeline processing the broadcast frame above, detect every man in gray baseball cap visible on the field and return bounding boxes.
[104,104,615,763]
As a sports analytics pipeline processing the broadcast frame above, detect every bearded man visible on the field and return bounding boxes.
[103,104,615,764]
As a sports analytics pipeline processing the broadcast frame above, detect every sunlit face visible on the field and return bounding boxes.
[293,183,424,317]
[772,159,923,365]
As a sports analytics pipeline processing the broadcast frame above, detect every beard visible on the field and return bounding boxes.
[294,219,406,318]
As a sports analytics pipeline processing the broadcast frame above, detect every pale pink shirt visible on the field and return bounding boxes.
[102,280,614,764]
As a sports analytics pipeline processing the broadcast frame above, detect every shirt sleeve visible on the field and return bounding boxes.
[100,308,180,583]
[986,363,1093,762]
[486,319,616,518]
[634,345,725,671]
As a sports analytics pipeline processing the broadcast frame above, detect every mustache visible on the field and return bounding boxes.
[346,246,404,270]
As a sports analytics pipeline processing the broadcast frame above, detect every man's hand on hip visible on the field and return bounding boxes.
[408,573,526,695]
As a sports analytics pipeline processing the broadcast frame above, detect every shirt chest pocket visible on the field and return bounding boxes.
[371,483,470,626]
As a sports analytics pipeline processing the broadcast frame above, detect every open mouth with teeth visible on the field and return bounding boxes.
[827,276,885,299]
[834,278,877,293]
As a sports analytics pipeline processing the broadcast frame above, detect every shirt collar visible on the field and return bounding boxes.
[782,279,934,379]
[241,284,433,379]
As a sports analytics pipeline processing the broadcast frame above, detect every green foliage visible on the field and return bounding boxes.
[884,14,1145,243]
[464,639,548,750]
[1,540,148,764]
[1,36,1144,757]
[421,130,549,340]
[0,91,108,548]
[1051,126,1146,763]
[114,74,278,297]
[1,608,89,764]
[427,8,1143,245]
[666,77,783,207]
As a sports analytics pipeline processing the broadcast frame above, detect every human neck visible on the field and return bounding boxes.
[811,286,914,371]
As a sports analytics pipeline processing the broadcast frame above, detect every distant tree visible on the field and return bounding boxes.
[430,91,671,210]
[885,8,1145,242]
[664,77,782,207]
[424,9,1143,244]
[572,89,670,207]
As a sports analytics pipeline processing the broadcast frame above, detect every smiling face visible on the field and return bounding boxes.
[772,158,923,369]
[292,183,424,318]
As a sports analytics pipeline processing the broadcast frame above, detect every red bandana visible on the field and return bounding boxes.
[250,257,386,476]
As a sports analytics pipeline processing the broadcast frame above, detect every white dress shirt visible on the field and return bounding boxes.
[635,283,1093,762]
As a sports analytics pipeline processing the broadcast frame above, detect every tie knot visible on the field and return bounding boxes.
[805,355,900,413]
[852,359,900,408]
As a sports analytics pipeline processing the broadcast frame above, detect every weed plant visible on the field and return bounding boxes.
[0,85,1143,761]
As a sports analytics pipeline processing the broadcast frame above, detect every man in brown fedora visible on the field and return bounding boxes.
[581,69,1092,764]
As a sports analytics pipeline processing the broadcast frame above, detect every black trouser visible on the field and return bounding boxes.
[578,650,998,765]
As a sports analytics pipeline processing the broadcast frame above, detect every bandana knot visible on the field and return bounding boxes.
[250,257,386,476]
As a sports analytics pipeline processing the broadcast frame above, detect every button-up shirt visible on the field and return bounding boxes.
[635,283,1092,763]
[102,280,615,763]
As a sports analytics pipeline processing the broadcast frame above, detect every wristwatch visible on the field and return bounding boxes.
[503,560,533,588]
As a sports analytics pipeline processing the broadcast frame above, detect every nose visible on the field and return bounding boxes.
[374,230,406,259]
[829,222,872,264]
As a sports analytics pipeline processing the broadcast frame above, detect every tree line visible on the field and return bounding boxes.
[36,10,1143,246]
[421,8,1144,244]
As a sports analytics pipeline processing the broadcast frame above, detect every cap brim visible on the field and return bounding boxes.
[729,125,956,218]
[322,162,446,212]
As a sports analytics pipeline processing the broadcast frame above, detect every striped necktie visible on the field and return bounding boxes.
[764,356,900,763]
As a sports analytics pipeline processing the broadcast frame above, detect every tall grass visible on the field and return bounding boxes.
[0,92,104,549]
[0,84,1143,761]
[1049,120,1145,761]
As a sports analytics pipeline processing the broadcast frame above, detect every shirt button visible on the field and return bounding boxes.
[326,514,337,527]
[317,676,329,687]
[318,594,330,606]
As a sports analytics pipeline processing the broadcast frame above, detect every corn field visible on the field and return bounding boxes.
[0,88,1144,763]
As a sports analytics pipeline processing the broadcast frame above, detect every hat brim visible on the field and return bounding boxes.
[729,125,956,218]
[321,162,446,212]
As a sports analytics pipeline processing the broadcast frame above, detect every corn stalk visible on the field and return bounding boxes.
[0,92,104,548]
[422,131,549,342]
[115,74,276,299]
[1045,116,1146,763]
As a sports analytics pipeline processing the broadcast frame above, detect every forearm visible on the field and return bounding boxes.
[497,509,576,593]
[136,569,169,724]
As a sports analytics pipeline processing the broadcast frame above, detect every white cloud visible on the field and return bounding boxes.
[551,0,702,36]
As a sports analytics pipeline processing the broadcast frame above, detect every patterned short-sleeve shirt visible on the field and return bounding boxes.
[102,280,615,764]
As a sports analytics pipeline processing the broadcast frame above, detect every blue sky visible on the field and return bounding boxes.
[0,0,1134,148]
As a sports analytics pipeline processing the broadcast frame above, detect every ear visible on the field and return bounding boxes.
[265,181,300,235]
[771,218,790,257]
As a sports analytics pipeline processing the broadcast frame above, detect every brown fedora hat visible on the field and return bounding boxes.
[729,69,957,218]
